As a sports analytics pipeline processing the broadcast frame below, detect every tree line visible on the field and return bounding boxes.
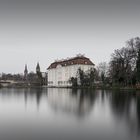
[108,37,140,87]
[70,37,140,88]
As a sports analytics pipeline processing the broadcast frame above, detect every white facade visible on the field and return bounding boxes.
[48,64,94,87]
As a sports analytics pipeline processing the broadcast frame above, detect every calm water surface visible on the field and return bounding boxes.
[0,88,140,140]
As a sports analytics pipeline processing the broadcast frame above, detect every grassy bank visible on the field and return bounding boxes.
[68,85,139,91]
[0,84,139,91]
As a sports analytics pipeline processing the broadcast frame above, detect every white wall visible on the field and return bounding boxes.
[48,64,94,87]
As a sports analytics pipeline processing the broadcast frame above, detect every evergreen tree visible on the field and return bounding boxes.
[89,68,95,87]
[70,77,78,87]
[78,68,84,86]
[101,72,105,84]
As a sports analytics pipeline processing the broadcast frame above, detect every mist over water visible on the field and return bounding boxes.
[0,88,140,140]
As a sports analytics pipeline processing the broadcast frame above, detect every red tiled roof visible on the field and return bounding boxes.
[47,56,95,70]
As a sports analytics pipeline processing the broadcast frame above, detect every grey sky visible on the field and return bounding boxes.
[0,0,140,73]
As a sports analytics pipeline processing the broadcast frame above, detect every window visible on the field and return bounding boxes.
[85,61,87,64]
[49,81,53,85]
[58,81,63,85]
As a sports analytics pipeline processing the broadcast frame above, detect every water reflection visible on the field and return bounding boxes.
[0,88,140,140]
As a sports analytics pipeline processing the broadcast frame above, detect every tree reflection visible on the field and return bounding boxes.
[136,93,140,134]
[109,90,140,135]
[110,91,132,116]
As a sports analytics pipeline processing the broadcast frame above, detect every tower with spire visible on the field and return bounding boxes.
[24,64,28,80]
[36,62,40,74]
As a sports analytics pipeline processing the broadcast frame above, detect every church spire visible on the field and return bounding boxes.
[24,64,28,80]
[36,62,40,73]
[24,64,28,74]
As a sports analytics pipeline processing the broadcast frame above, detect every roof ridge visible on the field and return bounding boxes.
[47,56,94,70]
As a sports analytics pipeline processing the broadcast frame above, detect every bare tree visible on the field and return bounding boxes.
[96,62,109,84]
[109,37,140,86]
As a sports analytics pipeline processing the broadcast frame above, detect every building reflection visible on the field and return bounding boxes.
[47,88,97,118]
[22,88,97,118]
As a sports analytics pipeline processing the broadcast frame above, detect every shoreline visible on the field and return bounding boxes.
[0,85,140,91]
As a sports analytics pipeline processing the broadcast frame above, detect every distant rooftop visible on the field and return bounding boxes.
[47,54,94,70]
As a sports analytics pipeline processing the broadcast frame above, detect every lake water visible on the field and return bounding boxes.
[0,88,140,140]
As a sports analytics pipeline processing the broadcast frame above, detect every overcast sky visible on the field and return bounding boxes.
[0,0,140,73]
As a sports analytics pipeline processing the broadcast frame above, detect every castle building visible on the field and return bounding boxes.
[47,54,95,87]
